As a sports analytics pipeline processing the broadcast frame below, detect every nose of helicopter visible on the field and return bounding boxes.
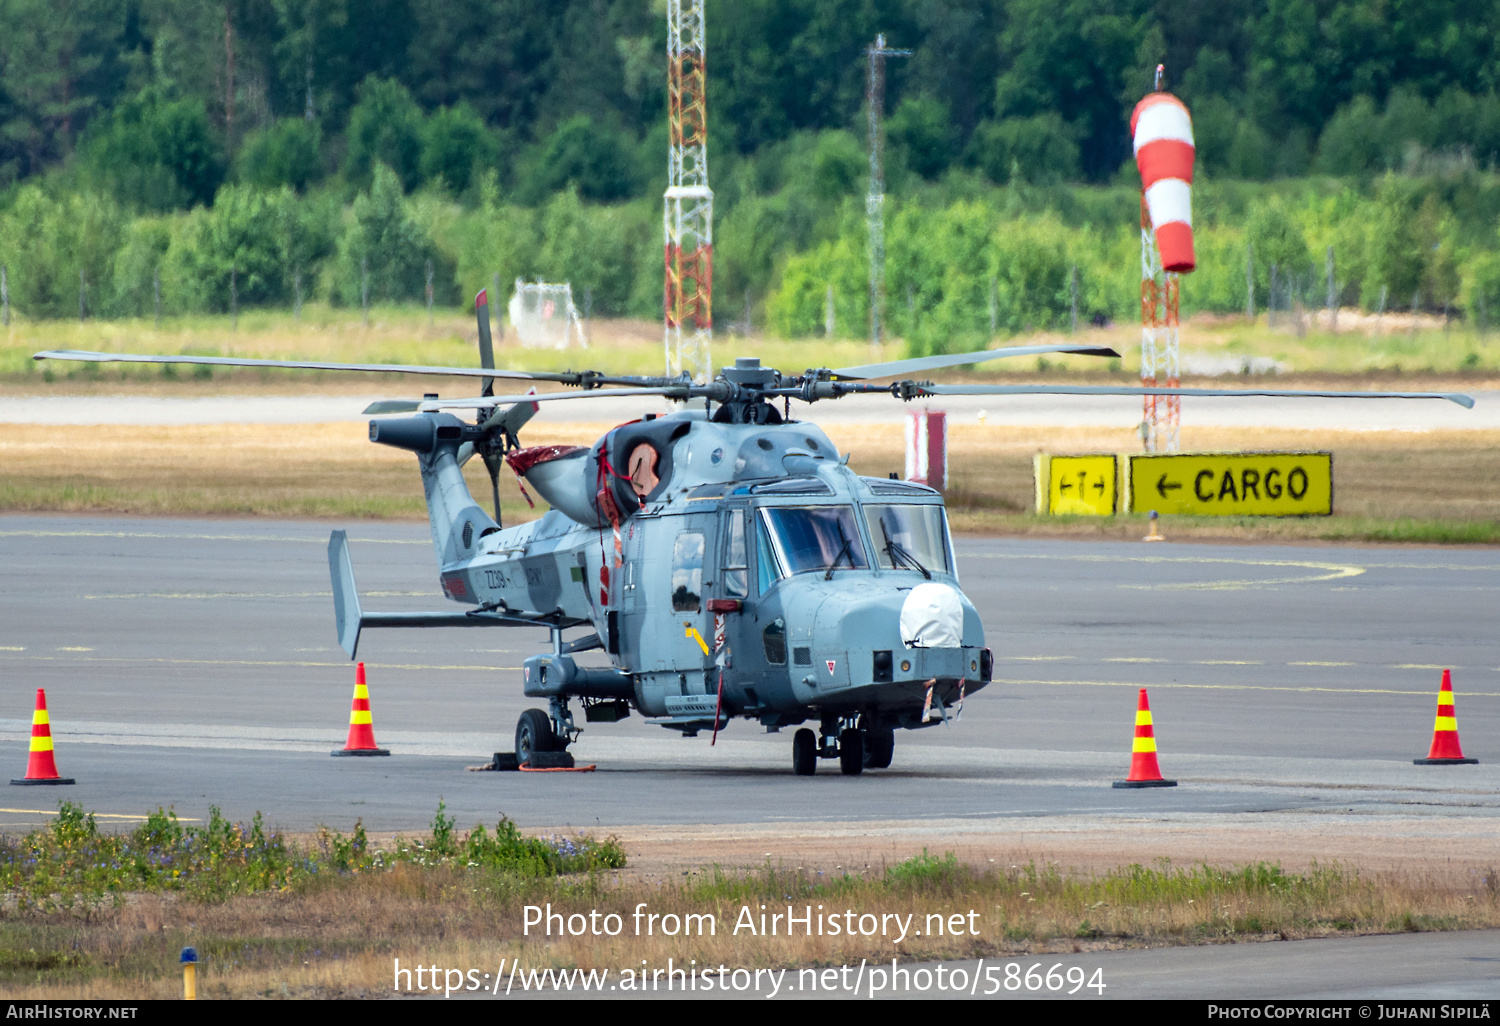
[787,581,983,695]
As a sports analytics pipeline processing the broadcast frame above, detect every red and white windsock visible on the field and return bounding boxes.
[1131,92,1196,273]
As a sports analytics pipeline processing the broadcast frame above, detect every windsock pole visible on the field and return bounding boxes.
[1414,669,1477,765]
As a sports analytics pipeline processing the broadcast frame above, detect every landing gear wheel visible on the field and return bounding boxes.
[792,728,817,776]
[864,729,894,770]
[839,729,864,776]
[516,708,559,766]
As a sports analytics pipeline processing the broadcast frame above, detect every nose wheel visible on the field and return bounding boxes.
[790,719,882,775]
[516,708,560,765]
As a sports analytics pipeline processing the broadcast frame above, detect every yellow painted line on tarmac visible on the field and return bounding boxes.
[1103,657,1166,663]
[1194,660,1262,665]
[970,550,1368,590]
[999,677,1500,698]
[1392,664,1452,670]
[56,646,92,652]
[1290,661,1356,667]
[0,529,424,546]
[0,807,201,822]
[1006,655,1075,662]
[0,654,522,673]
[0,646,23,651]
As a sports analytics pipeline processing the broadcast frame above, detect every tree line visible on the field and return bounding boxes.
[4,1,1500,349]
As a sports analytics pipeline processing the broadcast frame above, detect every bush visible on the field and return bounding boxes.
[343,77,425,192]
[236,118,324,193]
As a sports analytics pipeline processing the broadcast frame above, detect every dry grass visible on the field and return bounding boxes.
[4,421,1500,543]
[1,855,1496,999]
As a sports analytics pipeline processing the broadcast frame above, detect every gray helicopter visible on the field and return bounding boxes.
[36,295,1473,775]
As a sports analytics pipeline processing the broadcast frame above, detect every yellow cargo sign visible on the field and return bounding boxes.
[1127,452,1332,516]
[1035,454,1118,515]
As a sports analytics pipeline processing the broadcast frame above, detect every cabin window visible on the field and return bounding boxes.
[759,505,869,576]
[763,618,787,664]
[671,531,704,612]
[864,504,953,575]
[723,510,748,598]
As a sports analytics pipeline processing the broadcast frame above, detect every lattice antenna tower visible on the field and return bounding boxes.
[664,0,713,383]
[866,33,910,350]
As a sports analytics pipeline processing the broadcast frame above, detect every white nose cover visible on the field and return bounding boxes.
[899,582,963,649]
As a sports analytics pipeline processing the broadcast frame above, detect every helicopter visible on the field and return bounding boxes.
[35,293,1474,776]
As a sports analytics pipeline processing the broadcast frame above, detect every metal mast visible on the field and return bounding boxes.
[1140,195,1181,452]
[664,0,713,383]
[866,33,909,350]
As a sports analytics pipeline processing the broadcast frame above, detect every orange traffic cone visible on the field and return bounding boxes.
[1113,688,1177,788]
[11,688,75,786]
[1414,669,1477,765]
[331,663,389,757]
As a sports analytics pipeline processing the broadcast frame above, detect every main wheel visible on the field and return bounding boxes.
[516,708,558,765]
[838,729,864,776]
[791,728,817,776]
[864,729,894,770]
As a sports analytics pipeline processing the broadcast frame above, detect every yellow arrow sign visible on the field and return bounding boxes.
[1127,452,1333,516]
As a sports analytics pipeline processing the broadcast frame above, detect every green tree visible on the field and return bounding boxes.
[235,118,323,192]
[994,0,1154,180]
[333,162,432,305]
[967,114,1080,185]
[520,115,636,203]
[0,0,129,176]
[159,184,300,312]
[76,88,224,210]
[887,96,954,181]
[342,77,425,192]
[420,103,499,195]
[0,185,125,318]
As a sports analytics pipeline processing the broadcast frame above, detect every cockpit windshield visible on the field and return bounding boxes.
[864,504,952,575]
[759,506,869,577]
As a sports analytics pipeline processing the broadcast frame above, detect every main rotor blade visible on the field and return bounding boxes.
[32,349,641,385]
[832,343,1121,380]
[417,386,687,411]
[920,384,1476,408]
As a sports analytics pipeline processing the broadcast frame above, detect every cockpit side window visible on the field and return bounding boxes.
[756,515,782,593]
[671,531,704,612]
[723,510,748,598]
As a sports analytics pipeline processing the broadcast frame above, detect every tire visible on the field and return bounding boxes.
[516,708,558,765]
[864,729,894,770]
[839,729,864,776]
[792,728,817,776]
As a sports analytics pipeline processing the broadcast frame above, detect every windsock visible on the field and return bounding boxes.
[1131,93,1196,273]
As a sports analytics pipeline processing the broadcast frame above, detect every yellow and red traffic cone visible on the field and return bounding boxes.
[331,662,389,757]
[1414,669,1477,765]
[1113,688,1177,788]
[10,688,75,785]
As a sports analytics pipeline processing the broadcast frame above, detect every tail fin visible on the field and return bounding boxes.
[328,529,364,659]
